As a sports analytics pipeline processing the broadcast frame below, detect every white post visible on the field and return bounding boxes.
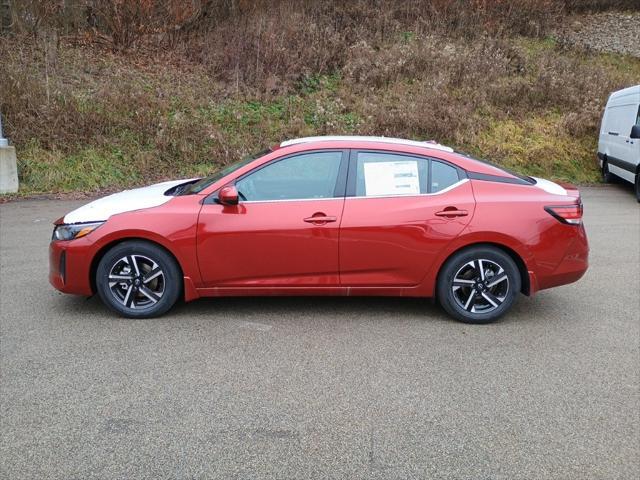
[0,113,19,193]
[0,114,8,147]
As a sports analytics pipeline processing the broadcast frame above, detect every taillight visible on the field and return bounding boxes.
[545,204,583,225]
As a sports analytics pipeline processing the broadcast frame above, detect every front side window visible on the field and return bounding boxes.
[236,151,343,202]
[355,152,429,197]
[182,148,271,195]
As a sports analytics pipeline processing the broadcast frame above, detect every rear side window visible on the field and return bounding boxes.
[354,152,461,197]
[430,160,460,193]
[355,152,429,196]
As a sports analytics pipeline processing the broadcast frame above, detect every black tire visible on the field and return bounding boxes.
[602,159,616,184]
[635,173,640,203]
[96,240,182,318]
[436,246,521,324]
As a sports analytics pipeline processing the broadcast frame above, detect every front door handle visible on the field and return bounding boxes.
[435,208,468,218]
[304,213,337,225]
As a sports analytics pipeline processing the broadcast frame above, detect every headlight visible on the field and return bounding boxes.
[52,222,104,241]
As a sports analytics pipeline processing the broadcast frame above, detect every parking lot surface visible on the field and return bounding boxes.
[1,185,639,479]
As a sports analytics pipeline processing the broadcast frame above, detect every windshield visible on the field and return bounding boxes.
[180,148,272,195]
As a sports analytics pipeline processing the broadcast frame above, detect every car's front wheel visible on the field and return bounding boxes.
[635,173,640,203]
[96,240,182,318]
[437,246,521,324]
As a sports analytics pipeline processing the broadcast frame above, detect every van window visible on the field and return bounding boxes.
[607,104,638,135]
[636,106,640,126]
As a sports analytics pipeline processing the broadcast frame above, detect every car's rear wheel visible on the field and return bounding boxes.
[635,173,640,202]
[437,246,521,324]
[96,240,181,318]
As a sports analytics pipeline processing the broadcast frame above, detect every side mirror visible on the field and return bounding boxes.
[630,125,640,139]
[218,185,239,205]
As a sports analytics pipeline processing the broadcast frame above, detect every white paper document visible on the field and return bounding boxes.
[363,160,420,196]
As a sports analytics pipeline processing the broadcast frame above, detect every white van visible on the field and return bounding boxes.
[598,85,640,201]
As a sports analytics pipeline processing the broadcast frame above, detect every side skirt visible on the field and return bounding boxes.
[194,285,431,298]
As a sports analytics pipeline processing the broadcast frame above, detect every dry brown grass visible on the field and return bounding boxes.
[1,1,639,193]
[175,0,565,90]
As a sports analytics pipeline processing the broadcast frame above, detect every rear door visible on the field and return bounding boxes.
[339,150,475,287]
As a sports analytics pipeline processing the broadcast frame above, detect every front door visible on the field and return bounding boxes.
[339,150,475,287]
[197,150,347,287]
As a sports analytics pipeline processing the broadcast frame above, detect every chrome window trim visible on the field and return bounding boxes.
[240,197,344,205]
[237,178,468,204]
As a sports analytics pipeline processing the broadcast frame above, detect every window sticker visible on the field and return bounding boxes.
[363,160,420,196]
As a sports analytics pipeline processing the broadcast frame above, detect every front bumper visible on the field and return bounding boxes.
[49,239,94,296]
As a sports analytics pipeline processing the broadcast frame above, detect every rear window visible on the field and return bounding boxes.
[455,151,535,185]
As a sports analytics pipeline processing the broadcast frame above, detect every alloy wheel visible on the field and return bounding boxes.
[107,255,165,310]
[451,259,510,314]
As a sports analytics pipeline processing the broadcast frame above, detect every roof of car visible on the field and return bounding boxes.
[280,136,454,153]
[275,135,529,181]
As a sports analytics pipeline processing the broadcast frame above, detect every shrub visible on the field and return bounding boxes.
[1,0,639,193]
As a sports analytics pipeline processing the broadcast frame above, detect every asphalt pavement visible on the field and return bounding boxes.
[1,184,639,479]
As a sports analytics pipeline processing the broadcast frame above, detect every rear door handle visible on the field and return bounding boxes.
[435,208,468,218]
[304,213,337,225]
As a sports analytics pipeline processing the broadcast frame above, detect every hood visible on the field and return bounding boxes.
[63,179,196,224]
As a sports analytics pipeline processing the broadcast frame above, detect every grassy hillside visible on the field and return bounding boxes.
[1,1,639,195]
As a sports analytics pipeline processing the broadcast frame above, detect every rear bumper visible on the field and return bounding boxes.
[536,223,589,292]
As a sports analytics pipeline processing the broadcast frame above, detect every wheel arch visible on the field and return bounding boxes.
[434,241,531,296]
[89,237,184,296]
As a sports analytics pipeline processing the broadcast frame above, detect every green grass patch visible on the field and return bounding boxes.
[473,114,600,184]
[18,142,143,194]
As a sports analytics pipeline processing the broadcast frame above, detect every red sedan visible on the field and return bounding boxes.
[49,136,588,323]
